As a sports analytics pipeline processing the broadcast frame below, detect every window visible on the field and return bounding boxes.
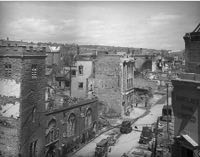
[46,119,59,145]
[32,107,36,123]
[67,113,76,137]
[31,64,37,79]
[29,140,37,157]
[85,109,92,129]
[59,81,62,87]
[5,64,12,77]
[65,81,70,87]
[78,82,83,89]
[71,70,76,76]
[78,65,83,75]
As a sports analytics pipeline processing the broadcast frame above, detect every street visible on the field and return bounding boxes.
[73,95,170,157]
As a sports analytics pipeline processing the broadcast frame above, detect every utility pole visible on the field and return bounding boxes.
[153,117,159,157]
[166,83,169,142]
[69,65,71,96]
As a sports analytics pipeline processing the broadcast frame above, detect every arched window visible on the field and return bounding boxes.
[32,107,36,123]
[46,118,59,145]
[85,109,92,129]
[68,113,76,137]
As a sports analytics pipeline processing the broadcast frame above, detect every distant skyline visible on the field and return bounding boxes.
[0,1,200,50]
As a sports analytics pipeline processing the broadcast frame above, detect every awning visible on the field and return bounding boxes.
[175,134,198,149]
[182,134,198,147]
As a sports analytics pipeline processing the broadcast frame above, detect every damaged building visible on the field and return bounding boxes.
[0,46,47,157]
[45,97,99,156]
[90,54,135,116]
[172,23,200,157]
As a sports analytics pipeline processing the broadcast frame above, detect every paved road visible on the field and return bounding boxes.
[73,95,169,157]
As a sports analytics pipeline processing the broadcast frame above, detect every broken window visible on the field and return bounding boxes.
[29,140,37,157]
[5,64,12,77]
[78,82,83,89]
[31,64,37,79]
[59,81,62,87]
[85,109,92,129]
[32,107,36,123]
[67,113,76,137]
[46,119,59,145]
[71,69,76,76]
[65,81,70,87]
[78,65,83,75]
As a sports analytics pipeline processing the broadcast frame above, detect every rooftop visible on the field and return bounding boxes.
[0,46,46,57]
[46,97,98,115]
[178,72,200,81]
[184,23,200,41]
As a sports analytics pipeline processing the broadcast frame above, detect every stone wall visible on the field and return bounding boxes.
[94,56,122,115]
[20,57,46,157]
[0,57,22,156]
[0,116,20,157]
[45,99,99,155]
[184,34,200,74]
[71,61,93,98]
[172,80,200,144]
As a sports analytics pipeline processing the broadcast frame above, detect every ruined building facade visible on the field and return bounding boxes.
[172,24,200,157]
[0,46,46,157]
[91,54,135,116]
[184,23,200,74]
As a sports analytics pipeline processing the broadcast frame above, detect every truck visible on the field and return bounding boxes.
[95,138,109,157]
[139,126,153,144]
[160,105,172,122]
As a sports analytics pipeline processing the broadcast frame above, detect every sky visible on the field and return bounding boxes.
[0,1,200,51]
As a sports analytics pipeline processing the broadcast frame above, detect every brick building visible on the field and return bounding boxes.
[45,98,99,156]
[0,46,47,157]
[91,54,135,116]
[184,23,200,73]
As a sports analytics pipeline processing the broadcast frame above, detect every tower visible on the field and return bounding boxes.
[0,46,46,157]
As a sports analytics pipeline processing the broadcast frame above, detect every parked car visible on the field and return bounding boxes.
[120,120,132,134]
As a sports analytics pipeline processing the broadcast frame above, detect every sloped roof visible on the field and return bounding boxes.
[47,46,61,52]
[182,134,198,147]
[193,23,200,33]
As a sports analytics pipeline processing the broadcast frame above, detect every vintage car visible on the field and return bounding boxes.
[95,138,109,157]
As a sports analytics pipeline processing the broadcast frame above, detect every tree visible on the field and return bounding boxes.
[63,52,74,66]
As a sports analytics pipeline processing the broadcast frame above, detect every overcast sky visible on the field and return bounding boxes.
[0,1,200,50]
